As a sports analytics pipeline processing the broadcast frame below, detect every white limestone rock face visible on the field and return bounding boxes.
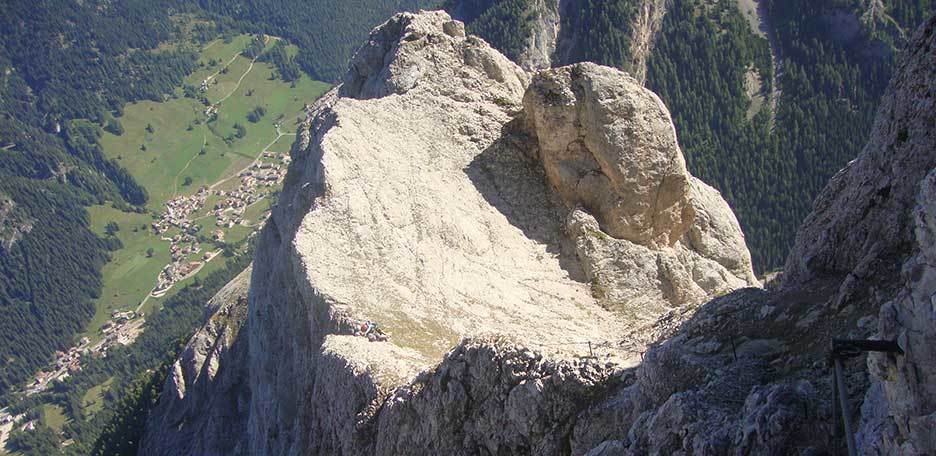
[526,63,758,318]
[246,11,636,456]
[140,267,252,456]
[141,11,760,456]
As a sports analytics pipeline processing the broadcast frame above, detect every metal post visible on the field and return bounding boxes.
[832,369,839,456]
[588,341,593,358]
[834,358,857,456]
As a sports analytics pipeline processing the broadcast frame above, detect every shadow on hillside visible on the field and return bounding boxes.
[463,120,588,283]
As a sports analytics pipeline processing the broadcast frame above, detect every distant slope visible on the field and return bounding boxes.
[0,0,199,396]
[198,0,444,81]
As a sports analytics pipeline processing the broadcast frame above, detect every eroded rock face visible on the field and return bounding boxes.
[859,168,936,455]
[140,267,252,456]
[526,63,757,318]
[141,10,758,456]
[524,63,693,249]
[783,16,936,307]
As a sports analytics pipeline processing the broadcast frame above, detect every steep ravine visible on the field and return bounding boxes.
[141,12,936,456]
[448,0,667,82]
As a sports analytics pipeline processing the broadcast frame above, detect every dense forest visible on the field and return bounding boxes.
[196,0,444,81]
[445,0,536,63]
[556,0,639,73]
[644,0,785,270]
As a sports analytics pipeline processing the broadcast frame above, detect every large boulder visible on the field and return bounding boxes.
[523,62,694,249]
[783,17,936,307]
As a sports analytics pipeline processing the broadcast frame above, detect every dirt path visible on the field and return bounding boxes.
[135,294,150,314]
[217,59,256,104]
[210,125,294,190]
[216,36,276,105]
[202,39,221,51]
[173,132,208,197]
[736,0,781,126]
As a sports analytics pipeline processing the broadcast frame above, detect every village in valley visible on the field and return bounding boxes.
[152,150,290,296]
[0,29,331,450]
[0,125,295,445]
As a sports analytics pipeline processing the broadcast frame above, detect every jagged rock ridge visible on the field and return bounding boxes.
[141,10,757,455]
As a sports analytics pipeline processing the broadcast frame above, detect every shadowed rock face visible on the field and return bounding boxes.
[141,10,758,456]
[783,16,936,308]
[139,268,252,456]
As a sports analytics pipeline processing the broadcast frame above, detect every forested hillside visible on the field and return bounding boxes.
[0,0,200,395]
[444,0,537,63]
[197,0,444,81]
[3,248,253,455]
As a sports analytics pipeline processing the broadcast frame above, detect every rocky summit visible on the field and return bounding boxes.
[141,11,936,456]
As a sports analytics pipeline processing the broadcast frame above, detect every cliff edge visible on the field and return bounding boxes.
[141,10,756,455]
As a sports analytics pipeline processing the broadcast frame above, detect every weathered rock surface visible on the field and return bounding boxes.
[142,10,755,456]
[526,63,758,318]
[859,169,936,455]
[524,63,693,248]
[140,11,936,456]
[783,16,936,309]
[140,267,252,456]
[854,20,936,455]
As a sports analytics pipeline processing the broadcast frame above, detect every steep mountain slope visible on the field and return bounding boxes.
[141,11,936,456]
[140,11,757,455]
[0,0,195,395]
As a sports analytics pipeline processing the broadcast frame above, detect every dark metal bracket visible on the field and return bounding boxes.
[830,339,904,456]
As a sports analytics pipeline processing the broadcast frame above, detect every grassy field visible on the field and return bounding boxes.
[85,34,330,341]
[82,206,170,342]
[41,404,68,432]
[80,377,114,419]
[99,36,328,211]
[268,134,296,153]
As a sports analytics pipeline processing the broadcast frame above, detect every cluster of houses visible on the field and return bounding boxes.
[169,232,201,262]
[243,157,288,187]
[212,187,253,228]
[24,337,91,396]
[99,310,144,351]
[154,260,203,295]
[152,188,210,235]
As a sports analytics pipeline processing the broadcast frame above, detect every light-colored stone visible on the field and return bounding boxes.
[524,62,694,249]
[141,10,761,456]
